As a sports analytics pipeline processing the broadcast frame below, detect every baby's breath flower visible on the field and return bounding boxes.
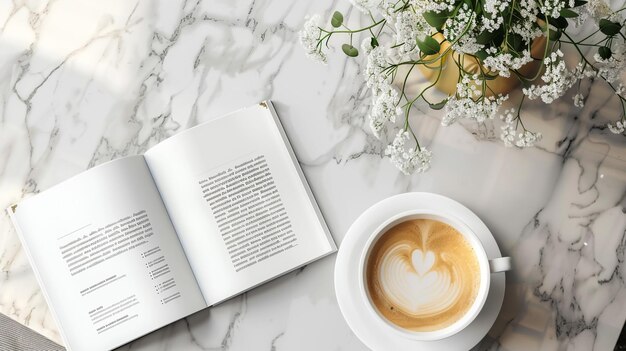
[594,44,626,83]
[573,93,585,108]
[350,0,382,13]
[512,22,543,42]
[365,46,391,96]
[386,130,432,175]
[608,121,626,134]
[410,0,455,13]
[481,0,507,31]
[520,0,540,21]
[587,0,613,21]
[499,109,542,147]
[299,15,326,64]
[515,130,542,147]
[523,50,578,103]
[500,109,518,147]
[361,37,374,54]
[444,75,508,125]
[369,87,402,138]
[482,50,533,77]
[540,0,572,18]
[444,4,483,54]
[394,11,430,57]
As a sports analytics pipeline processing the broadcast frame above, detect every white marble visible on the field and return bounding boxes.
[0,0,625,350]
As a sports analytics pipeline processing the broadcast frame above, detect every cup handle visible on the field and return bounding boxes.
[489,257,511,273]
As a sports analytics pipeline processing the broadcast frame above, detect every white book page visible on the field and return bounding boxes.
[144,102,335,305]
[11,156,206,351]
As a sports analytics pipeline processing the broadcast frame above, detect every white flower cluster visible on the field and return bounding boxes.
[394,11,429,57]
[386,130,432,175]
[365,46,402,137]
[500,109,543,147]
[410,0,455,13]
[349,0,383,13]
[482,50,534,77]
[523,50,578,103]
[370,87,402,138]
[444,4,483,54]
[594,44,626,83]
[299,15,326,64]
[481,0,507,31]
[573,93,585,108]
[365,46,390,95]
[608,120,626,134]
[540,0,574,18]
[512,22,543,42]
[520,0,539,21]
[587,0,614,21]
[444,75,508,125]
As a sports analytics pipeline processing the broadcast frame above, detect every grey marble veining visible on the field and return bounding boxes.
[0,0,625,350]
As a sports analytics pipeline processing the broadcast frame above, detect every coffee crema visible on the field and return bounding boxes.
[365,218,481,332]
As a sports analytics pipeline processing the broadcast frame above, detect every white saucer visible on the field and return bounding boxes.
[334,192,506,351]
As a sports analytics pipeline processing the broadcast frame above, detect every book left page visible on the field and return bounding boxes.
[10,156,206,351]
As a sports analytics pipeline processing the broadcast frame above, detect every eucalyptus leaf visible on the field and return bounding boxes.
[371,37,379,48]
[423,10,448,30]
[474,50,488,61]
[598,46,612,59]
[560,8,578,18]
[476,30,495,45]
[341,44,359,57]
[551,16,569,29]
[416,36,441,55]
[331,11,343,28]
[507,33,524,52]
[573,0,587,6]
[599,18,622,35]
[492,28,505,46]
[429,99,447,110]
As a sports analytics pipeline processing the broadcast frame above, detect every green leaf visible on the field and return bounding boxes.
[551,16,569,29]
[507,33,524,52]
[371,37,379,48]
[549,29,562,40]
[474,50,488,61]
[599,18,622,35]
[476,30,495,45]
[598,46,612,59]
[423,10,448,30]
[574,0,588,7]
[560,8,578,18]
[331,11,343,28]
[429,99,448,110]
[416,36,441,55]
[492,28,505,46]
[341,44,359,57]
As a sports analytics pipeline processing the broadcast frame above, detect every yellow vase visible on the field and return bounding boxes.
[416,33,547,96]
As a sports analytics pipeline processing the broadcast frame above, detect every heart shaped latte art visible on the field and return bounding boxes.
[366,219,481,332]
[379,246,462,316]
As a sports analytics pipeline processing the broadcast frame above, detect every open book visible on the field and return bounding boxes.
[7,101,336,351]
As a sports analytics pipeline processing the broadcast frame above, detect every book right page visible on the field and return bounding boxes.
[144,102,336,305]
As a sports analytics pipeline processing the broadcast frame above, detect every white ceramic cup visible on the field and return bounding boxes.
[358,209,511,341]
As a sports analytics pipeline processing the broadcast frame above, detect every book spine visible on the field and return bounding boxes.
[262,101,337,251]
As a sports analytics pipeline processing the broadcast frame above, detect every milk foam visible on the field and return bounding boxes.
[366,219,481,332]
[378,245,463,316]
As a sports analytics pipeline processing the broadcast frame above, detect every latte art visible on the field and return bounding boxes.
[366,219,481,332]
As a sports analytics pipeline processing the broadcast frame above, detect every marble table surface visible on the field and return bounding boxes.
[1,0,626,350]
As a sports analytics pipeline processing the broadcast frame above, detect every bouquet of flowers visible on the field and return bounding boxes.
[299,0,626,174]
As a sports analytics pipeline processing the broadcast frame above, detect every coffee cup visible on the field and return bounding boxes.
[358,209,511,341]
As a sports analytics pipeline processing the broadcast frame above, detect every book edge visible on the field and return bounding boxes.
[5,205,70,349]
